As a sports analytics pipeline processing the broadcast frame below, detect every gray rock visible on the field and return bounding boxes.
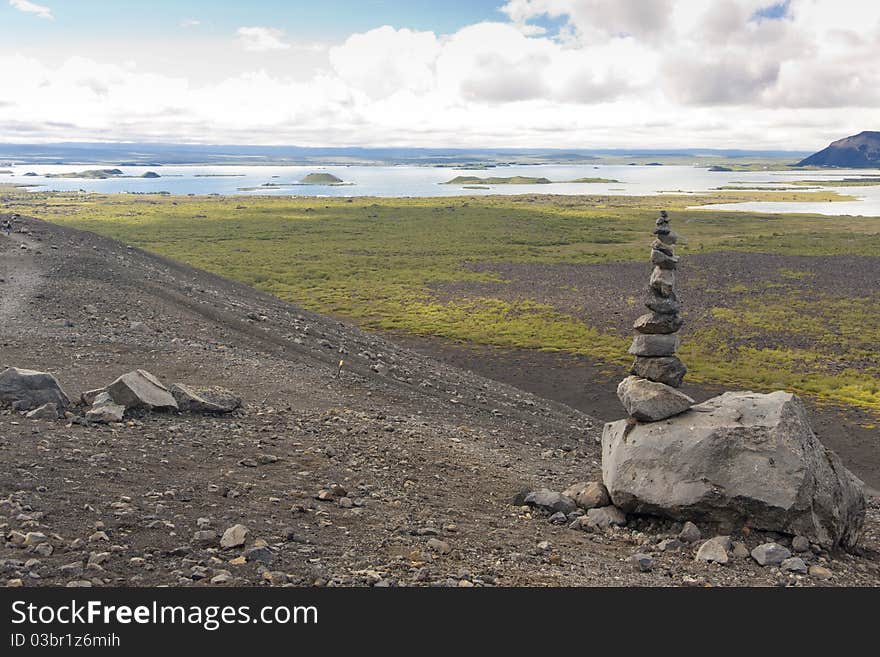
[0,367,70,411]
[644,292,680,315]
[633,312,683,335]
[548,511,568,525]
[106,370,177,411]
[650,249,679,269]
[563,481,610,510]
[731,541,750,559]
[628,334,679,357]
[651,239,674,256]
[219,524,249,549]
[695,536,731,564]
[792,535,810,553]
[658,538,684,551]
[25,403,59,420]
[679,521,702,543]
[630,356,687,388]
[584,505,627,529]
[751,542,792,566]
[170,383,241,414]
[81,388,106,405]
[243,545,274,564]
[602,391,866,548]
[781,557,808,573]
[85,392,126,423]
[617,376,693,422]
[524,489,578,515]
[631,553,654,572]
[649,267,675,297]
[808,565,833,580]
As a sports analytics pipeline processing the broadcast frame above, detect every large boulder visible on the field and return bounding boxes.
[0,367,70,411]
[106,370,177,411]
[170,383,241,414]
[601,391,865,548]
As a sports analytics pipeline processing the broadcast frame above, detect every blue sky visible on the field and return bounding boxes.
[3,1,509,42]
[1,1,878,147]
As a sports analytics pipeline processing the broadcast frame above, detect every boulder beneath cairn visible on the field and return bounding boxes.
[616,376,693,422]
[601,391,866,548]
[0,367,70,411]
[106,370,177,411]
[170,383,241,414]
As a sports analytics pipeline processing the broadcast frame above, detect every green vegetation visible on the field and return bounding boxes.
[7,189,880,414]
[569,177,621,183]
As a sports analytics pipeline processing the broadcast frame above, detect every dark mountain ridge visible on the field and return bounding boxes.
[797,131,880,168]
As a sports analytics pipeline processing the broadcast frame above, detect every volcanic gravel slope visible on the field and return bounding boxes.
[0,214,878,587]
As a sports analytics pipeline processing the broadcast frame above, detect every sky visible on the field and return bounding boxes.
[0,0,878,149]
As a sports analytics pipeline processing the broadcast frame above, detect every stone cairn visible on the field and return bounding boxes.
[616,210,694,422]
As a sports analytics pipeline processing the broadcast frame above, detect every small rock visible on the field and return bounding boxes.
[25,403,59,420]
[695,536,731,564]
[220,524,249,549]
[679,521,702,543]
[808,565,833,580]
[548,511,568,525]
[243,545,274,565]
[523,489,577,515]
[584,505,627,529]
[781,557,808,574]
[658,538,684,551]
[730,541,750,559]
[23,532,48,547]
[792,536,810,553]
[751,542,792,567]
[631,553,653,572]
[426,538,451,555]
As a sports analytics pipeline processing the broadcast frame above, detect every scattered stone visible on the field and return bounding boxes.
[751,543,792,567]
[426,538,451,555]
[781,557,808,574]
[219,524,249,549]
[523,489,578,515]
[631,553,654,572]
[192,530,217,546]
[243,545,274,565]
[695,536,731,564]
[548,511,568,525]
[584,505,627,529]
[25,403,60,420]
[808,565,833,580]
[792,535,810,553]
[23,532,48,547]
[576,482,610,510]
[602,391,866,548]
[85,392,126,423]
[730,541,750,559]
[658,538,684,551]
[105,369,178,411]
[170,383,241,414]
[616,375,693,422]
[0,367,70,411]
[679,521,701,544]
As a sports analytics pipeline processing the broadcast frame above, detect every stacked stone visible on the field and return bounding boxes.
[616,211,694,422]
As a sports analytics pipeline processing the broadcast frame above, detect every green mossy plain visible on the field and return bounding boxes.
[7,189,880,414]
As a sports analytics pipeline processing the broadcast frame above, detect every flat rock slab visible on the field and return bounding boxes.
[171,383,241,414]
[602,391,866,548]
[617,375,693,422]
[106,369,178,411]
[0,367,70,411]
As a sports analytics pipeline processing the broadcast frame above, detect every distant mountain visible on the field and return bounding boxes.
[797,131,880,168]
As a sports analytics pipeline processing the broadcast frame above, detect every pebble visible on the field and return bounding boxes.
[678,521,701,544]
[631,553,654,572]
[808,565,833,580]
[426,538,451,555]
[781,557,808,574]
[792,536,810,553]
[695,536,731,564]
[220,524,249,549]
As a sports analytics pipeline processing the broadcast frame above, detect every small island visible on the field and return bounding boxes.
[44,169,161,179]
[300,172,344,184]
[707,165,733,172]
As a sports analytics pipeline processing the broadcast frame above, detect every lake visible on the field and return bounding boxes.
[3,163,880,216]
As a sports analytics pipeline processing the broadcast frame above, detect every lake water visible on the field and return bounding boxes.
[3,163,880,216]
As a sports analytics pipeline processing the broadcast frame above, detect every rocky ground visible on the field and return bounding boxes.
[1,214,879,587]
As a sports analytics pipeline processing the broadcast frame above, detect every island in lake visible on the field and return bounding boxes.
[44,169,161,179]
[443,175,620,185]
[300,172,345,184]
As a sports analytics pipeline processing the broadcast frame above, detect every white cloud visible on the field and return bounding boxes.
[1,1,879,147]
[9,0,53,20]
[237,26,291,52]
